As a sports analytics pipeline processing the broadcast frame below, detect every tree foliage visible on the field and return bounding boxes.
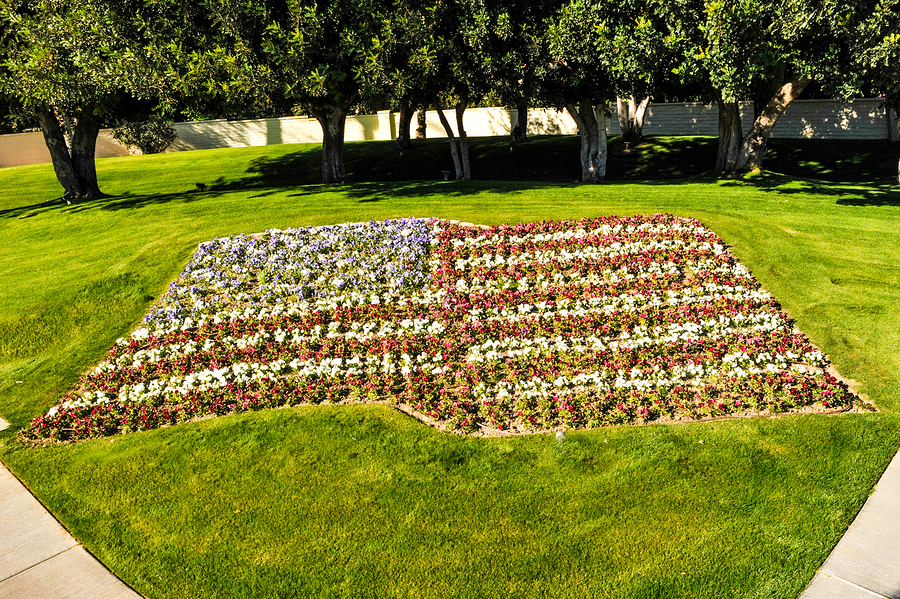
[687,0,884,173]
[0,0,135,197]
[3,0,898,188]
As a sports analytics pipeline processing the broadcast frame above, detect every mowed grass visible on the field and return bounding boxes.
[1,135,899,598]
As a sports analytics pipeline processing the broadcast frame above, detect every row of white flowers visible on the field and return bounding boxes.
[449,262,752,293]
[449,239,727,270]
[464,312,813,362]
[61,349,460,413]
[438,221,712,249]
[473,348,825,405]
[466,285,773,322]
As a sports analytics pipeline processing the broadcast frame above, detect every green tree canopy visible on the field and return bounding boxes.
[688,0,882,173]
[0,0,139,198]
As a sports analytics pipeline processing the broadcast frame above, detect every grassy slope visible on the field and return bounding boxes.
[1,136,899,598]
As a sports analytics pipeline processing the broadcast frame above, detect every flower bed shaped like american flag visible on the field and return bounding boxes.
[28,214,855,440]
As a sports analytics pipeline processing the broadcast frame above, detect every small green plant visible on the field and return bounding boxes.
[112,116,176,154]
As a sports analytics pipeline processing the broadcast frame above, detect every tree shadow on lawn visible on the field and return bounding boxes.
[207,135,720,191]
[11,136,893,217]
[720,172,900,207]
[0,187,226,219]
[0,137,718,219]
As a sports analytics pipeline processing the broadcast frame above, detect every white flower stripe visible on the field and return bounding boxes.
[443,240,728,270]
[437,220,717,249]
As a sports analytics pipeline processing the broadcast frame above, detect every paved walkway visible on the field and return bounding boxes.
[0,461,141,599]
[799,450,900,599]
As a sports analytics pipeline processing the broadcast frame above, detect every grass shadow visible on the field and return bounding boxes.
[720,171,900,207]
[3,136,896,217]
[0,187,231,219]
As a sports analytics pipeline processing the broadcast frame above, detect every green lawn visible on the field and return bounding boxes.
[1,135,899,598]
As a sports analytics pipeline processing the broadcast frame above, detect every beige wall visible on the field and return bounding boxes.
[2,99,894,168]
[770,99,893,140]
[0,130,137,168]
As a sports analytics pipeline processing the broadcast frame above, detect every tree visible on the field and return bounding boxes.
[693,0,880,174]
[854,0,900,183]
[379,0,436,151]
[0,0,133,199]
[478,0,557,147]
[428,0,497,181]
[263,0,390,183]
[608,0,683,146]
[381,0,496,180]
[547,0,620,182]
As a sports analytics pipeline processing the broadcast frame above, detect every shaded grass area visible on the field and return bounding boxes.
[1,139,899,598]
[2,136,896,217]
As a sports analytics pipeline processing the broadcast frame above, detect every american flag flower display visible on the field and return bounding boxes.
[27,214,854,440]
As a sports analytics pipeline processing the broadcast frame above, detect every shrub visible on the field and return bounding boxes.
[112,116,176,154]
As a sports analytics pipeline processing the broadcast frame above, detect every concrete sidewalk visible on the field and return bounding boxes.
[799,450,900,599]
[0,462,141,599]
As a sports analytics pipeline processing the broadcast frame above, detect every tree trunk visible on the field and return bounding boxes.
[511,96,528,145]
[889,96,900,185]
[632,96,649,142]
[308,103,347,184]
[36,109,84,198]
[415,105,427,139]
[595,106,608,179]
[435,106,462,180]
[395,97,413,151]
[616,96,648,146]
[736,77,811,171]
[455,97,471,181]
[715,100,742,174]
[70,111,102,199]
[887,94,899,144]
[566,101,607,182]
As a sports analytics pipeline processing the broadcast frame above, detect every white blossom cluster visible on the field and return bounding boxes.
[465,284,773,323]
[442,220,711,249]
[471,348,826,406]
[451,239,726,270]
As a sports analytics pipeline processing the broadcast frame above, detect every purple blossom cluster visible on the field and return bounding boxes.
[144,218,434,326]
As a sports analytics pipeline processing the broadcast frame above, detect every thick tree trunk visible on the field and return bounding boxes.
[736,77,811,171]
[511,96,528,145]
[36,109,84,198]
[455,98,471,181]
[616,96,649,146]
[435,106,462,180]
[70,112,102,199]
[566,101,607,182]
[715,100,743,174]
[395,97,413,151]
[308,103,347,184]
[415,105,427,139]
